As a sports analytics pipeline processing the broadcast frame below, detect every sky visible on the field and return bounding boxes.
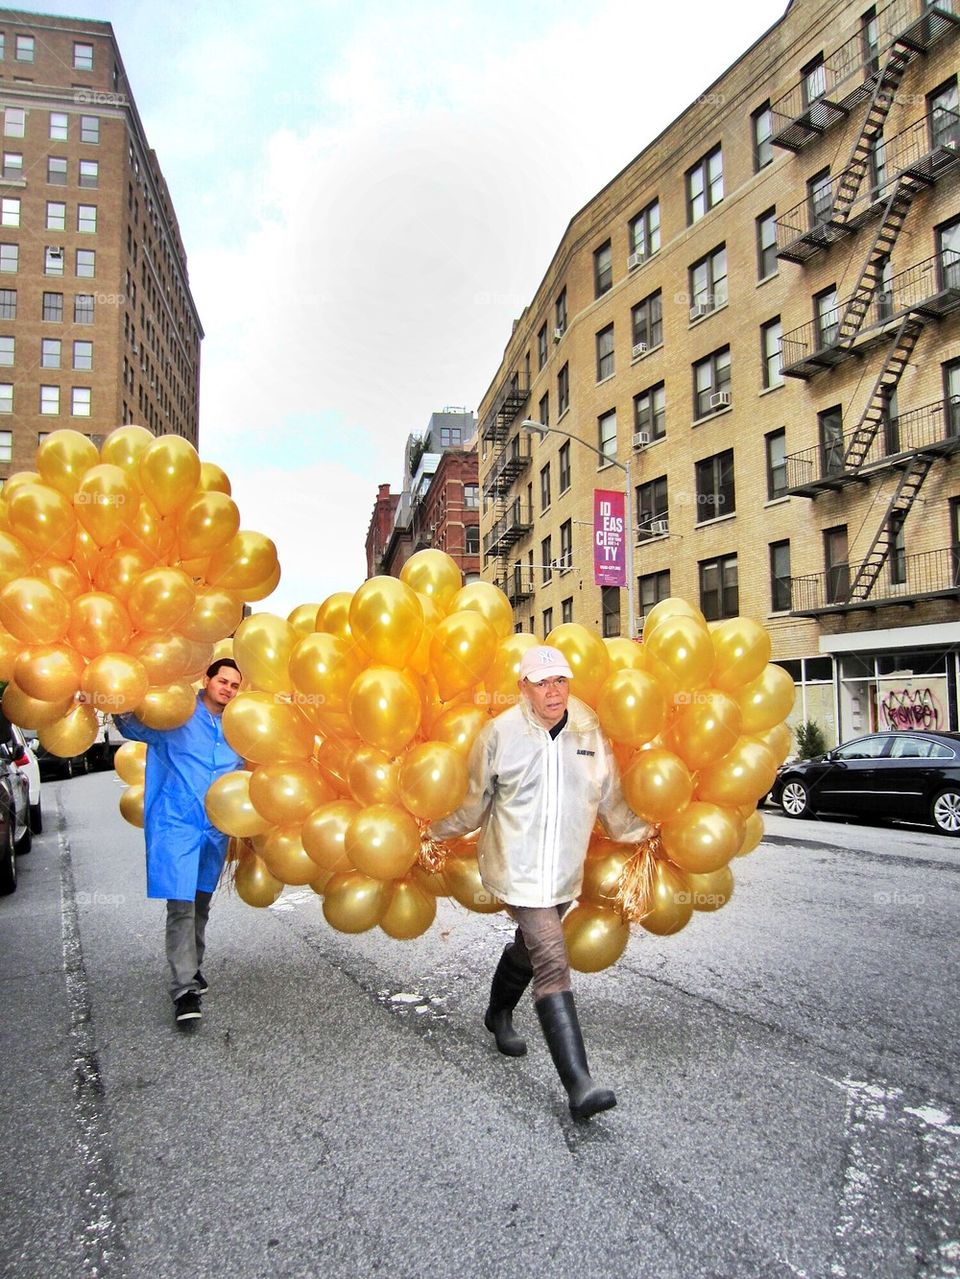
[27,0,787,614]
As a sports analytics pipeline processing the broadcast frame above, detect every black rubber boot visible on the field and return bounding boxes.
[535,990,617,1121]
[483,945,533,1056]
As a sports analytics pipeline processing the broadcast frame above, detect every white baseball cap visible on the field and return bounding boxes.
[519,645,574,684]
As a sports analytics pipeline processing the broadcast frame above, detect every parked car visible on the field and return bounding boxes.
[21,727,89,781]
[0,737,33,894]
[771,730,960,835]
[7,719,41,833]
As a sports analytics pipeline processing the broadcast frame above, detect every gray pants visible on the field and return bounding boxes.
[165,891,212,1000]
[507,903,572,1000]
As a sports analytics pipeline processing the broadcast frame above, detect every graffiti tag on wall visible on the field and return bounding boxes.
[879,685,943,731]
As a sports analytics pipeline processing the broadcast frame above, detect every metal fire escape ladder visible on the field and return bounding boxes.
[832,42,916,221]
[841,316,925,471]
[847,453,936,600]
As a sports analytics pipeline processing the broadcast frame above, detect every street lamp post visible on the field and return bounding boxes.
[521,419,636,639]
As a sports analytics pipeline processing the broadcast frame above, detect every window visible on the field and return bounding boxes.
[594,240,612,298]
[74,42,94,70]
[634,382,666,442]
[1,199,20,227]
[929,78,959,150]
[752,101,773,171]
[0,429,10,457]
[40,385,60,415]
[0,336,13,366]
[4,108,25,138]
[769,541,791,612]
[46,201,66,231]
[538,392,549,429]
[76,249,95,278]
[939,216,960,290]
[41,338,61,368]
[43,245,64,275]
[862,7,880,73]
[766,429,787,499]
[824,525,849,604]
[77,205,97,233]
[464,525,480,556]
[761,317,783,388]
[49,112,68,140]
[47,156,67,185]
[596,324,615,380]
[463,483,479,509]
[601,586,620,638]
[945,358,960,435]
[802,53,826,107]
[537,324,547,370]
[80,115,99,144]
[699,553,739,621]
[0,35,4,60]
[815,287,839,350]
[0,290,15,320]
[0,244,17,273]
[632,290,662,350]
[756,208,777,280]
[0,385,11,415]
[693,346,731,418]
[819,405,844,476]
[72,340,93,370]
[559,520,572,571]
[695,449,735,522]
[559,441,571,494]
[541,536,552,584]
[71,387,92,417]
[558,363,569,416]
[542,607,553,636]
[42,292,63,322]
[555,287,567,335]
[15,35,35,62]
[79,160,99,188]
[540,463,551,512]
[686,145,723,224]
[889,513,906,585]
[689,246,727,315]
[637,475,668,540]
[640,570,670,617]
[561,597,573,624]
[598,410,617,465]
[808,168,832,226]
[439,425,461,446]
[629,199,660,260]
[74,294,94,324]
[2,152,22,180]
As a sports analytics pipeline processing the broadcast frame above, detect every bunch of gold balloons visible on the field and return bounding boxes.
[0,427,279,765]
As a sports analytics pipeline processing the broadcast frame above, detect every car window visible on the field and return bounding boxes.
[889,736,956,759]
[834,737,888,760]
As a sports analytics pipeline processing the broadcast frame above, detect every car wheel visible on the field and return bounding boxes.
[0,818,16,895]
[780,779,812,819]
[931,788,960,836]
[14,821,31,855]
[29,800,42,834]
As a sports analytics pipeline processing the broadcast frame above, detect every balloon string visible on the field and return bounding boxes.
[222,835,254,894]
[614,830,661,924]
[418,832,449,875]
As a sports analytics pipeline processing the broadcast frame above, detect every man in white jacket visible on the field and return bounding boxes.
[432,645,650,1121]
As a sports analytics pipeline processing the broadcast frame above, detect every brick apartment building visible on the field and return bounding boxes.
[0,8,202,479]
[476,0,960,743]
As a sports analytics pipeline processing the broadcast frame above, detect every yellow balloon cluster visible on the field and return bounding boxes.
[0,428,279,772]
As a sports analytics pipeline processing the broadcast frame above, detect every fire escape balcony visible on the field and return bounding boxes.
[496,567,536,607]
[775,114,960,265]
[784,399,960,496]
[483,499,532,559]
[790,546,960,616]
[481,432,532,501]
[479,373,530,444]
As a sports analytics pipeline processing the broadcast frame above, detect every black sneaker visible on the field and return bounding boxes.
[194,970,209,994]
[174,992,202,1025]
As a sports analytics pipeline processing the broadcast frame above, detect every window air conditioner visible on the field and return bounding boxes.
[690,302,712,321]
[47,246,64,260]
[632,342,648,358]
[650,518,668,536]
[627,251,646,270]
[709,391,731,409]
[553,326,564,342]
[633,430,651,448]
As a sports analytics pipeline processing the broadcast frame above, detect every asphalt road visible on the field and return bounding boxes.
[1,772,958,1279]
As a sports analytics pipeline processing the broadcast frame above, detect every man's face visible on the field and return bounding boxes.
[521,675,570,728]
[202,666,241,712]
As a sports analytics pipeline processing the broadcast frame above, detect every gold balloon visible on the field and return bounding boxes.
[680,864,734,911]
[197,460,232,495]
[232,613,296,695]
[660,802,744,874]
[347,745,401,806]
[80,652,149,715]
[345,803,420,880]
[118,498,170,560]
[484,633,539,714]
[35,557,87,602]
[641,597,706,643]
[443,856,502,913]
[735,809,765,857]
[206,530,278,592]
[349,576,424,667]
[179,588,244,644]
[126,632,191,683]
[114,739,146,786]
[14,643,85,702]
[639,859,694,935]
[315,735,355,795]
[37,429,99,497]
[315,591,354,639]
[302,799,361,872]
[68,592,132,658]
[127,567,196,633]
[74,464,137,546]
[448,582,514,639]
[580,844,631,906]
[238,559,281,603]
[348,666,422,757]
[430,610,497,701]
[545,623,611,707]
[397,741,468,821]
[711,617,772,692]
[135,682,197,730]
[399,548,463,612]
[222,691,316,764]
[431,703,489,756]
[289,632,366,714]
[248,761,333,826]
[288,603,320,635]
[563,902,631,972]
[0,531,31,588]
[663,689,742,770]
[380,878,437,940]
[410,862,448,898]
[596,669,666,748]
[93,547,154,602]
[0,577,71,645]
[204,770,272,837]
[322,871,391,933]
[234,852,283,908]
[38,702,99,756]
[100,424,154,479]
[119,783,145,828]
[138,435,201,515]
[176,491,240,558]
[735,664,797,734]
[696,738,778,808]
[260,825,319,885]
[603,636,646,672]
[2,681,74,729]
[643,614,715,695]
[622,747,694,824]
[754,721,792,766]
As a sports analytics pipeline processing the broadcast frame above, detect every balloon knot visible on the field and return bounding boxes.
[418,832,449,875]
[614,830,662,924]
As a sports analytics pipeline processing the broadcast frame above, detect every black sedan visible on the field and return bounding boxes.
[771,731,960,836]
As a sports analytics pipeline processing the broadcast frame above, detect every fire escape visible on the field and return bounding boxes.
[478,372,532,594]
[772,0,960,615]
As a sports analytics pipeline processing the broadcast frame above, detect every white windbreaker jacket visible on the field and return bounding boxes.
[431,695,651,908]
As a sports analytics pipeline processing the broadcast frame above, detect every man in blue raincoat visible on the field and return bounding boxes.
[115,658,243,1026]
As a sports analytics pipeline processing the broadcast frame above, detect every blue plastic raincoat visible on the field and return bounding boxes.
[115,694,243,900]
